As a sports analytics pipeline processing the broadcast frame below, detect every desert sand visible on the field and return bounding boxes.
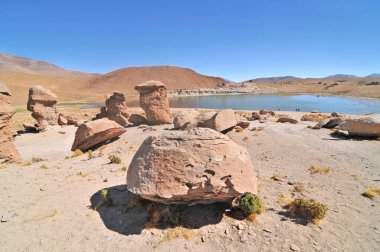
[1,109,379,252]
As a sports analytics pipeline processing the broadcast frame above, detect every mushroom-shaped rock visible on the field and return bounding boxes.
[135,80,171,125]
[105,92,130,126]
[127,128,257,204]
[0,83,22,162]
[71,118,126,151]
[27,85,58,130]
[337,117,380,137]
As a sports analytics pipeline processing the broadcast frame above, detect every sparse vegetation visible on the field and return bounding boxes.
[239,193,263,215]
[58,131,66,134]
[87,150,94,160]
[94,188,114,210]
[161,227,195,242]
[361,188,380,200]
[77,172,89,177]
[301,114,329,122]
[72,149,84,158]
[108,154,121,164]
[285,198,328,225]
[270,173,283,181]
[293,185,304,193]
[32,157,45,163]
[39,164,48,170]
[309,165,331,175]
[235,127,244,132]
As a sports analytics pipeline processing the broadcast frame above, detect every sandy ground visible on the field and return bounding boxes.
[1,111,380,252]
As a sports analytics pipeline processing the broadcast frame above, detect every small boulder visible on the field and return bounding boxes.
[128,114,147,126]
[259,110,275,116]
[277,118,298,124]
[173,110,201,130]
[337,117,380,138]
[71,118,126,151]
[95,107,107,120]
[237,121,250,129]
[58,114,68,126]
[316,118,342,129]
[251,112,261,121]
[200,109,237,133]
[331,112,340,117]
[135,80,171,125]
[127,128,258,204]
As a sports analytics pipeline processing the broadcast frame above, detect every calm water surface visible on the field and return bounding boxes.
[169,94,380,114]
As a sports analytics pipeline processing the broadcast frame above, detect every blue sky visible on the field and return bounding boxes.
[1,0,379,81]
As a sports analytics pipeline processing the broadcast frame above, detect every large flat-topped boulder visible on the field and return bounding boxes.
[0,84,22,162]
[200,109,237,132]
[338,117,380,137]
[127,128,257,204]
[27,85,58,131]
[71,118,126,151]
[135,80,171,125]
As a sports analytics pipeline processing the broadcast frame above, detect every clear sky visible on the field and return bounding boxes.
[1,0,379,81]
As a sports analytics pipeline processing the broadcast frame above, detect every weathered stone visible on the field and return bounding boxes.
[173,110,200,130]
[27,85,58,130]
[237,121,250,129]
[0,84,22,162]
[58,114,68,126]
[337,117,380,137]
[105,92,130,126]
[316,118,342,129]
[127,128,257,204]
[277,117,298,124]
[23,123,39,132]
[259,110,275,116]
[251,112,261,121]
[95,107,107,120]
[128,114,147,126]
[135,80,171,125]
[200,109,237,133]
[71,118,126,151]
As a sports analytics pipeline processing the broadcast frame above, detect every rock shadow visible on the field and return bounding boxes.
[90,184,230,236]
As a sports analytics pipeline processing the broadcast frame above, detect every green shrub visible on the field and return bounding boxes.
[239,193,263,215]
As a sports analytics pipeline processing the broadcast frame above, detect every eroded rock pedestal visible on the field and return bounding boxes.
[127,128,257,204]
[0,83,22,162]
[135,80,171,125]
[27,85,58,131]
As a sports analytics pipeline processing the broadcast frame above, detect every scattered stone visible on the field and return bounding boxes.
[95,107,107,120]
[263,228,272,233]
[23,123,39,132]
[103,178,108,182]
[237,121,250,129]
[237,223,245,230]
[58,113,68,126]
[331,112,340,117]
[0,83,22,162]
[240,234,248,243]
[259,110,275,116]
[277,118,298,124]
[201,236,206,242]
[311,110,320,113]
[251,112,261,121]
[127,128,257,204]
[71,118,126,151]
[128,114,147,126]
[301,113,329,122]
[1,211,17,223]
[135,80,171,125]
[316,118,342,129]
[173,110,200,130]
[199,109,237,133]
[27,85,58,131]
[337,117,380,137]
[290,244,300,251]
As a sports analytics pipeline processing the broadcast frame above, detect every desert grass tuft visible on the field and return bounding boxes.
[285,198,328,225]
[361,188,380,200]
[161,227,195,242]
[77,171,89,177]
[309,165,331,175]
[270,173,283,181]
[72,149,84,158]
[93,188,114,210]
[39,164,48,170]
[108,154,121,164]
[32,157,45,163]
[293,185,304,193]
[87,150,94,160]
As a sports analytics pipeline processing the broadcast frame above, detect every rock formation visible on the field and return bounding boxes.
[0,83,22,162]
[200,109,237,132]
[128,114,148,126]
[27,85,58,131]
[94,92,130,126]
[71,118,126,151]
[127,128,257,204]
[135,80,171,125]
[173,110,201,130]
[277,117,298,124]
[337,117,380,137]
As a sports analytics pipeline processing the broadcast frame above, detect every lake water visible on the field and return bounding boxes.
[169,94,380,114]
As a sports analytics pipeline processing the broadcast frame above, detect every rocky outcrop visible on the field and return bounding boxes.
[105,92,130,126]
[315,118,342,129]
[0,83,22,162]
[71,118,126,151]
[127,128,257,204]
[27,85,58,131]
[251,112,261,121]
[337,118,380,138]
[135,80,171,125]
[259,110,275,116]
[173,110,201,130]
[199,109,237,133]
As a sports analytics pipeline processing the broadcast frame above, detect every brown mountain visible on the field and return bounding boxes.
[0,53,96,77]
[77,66,227,95]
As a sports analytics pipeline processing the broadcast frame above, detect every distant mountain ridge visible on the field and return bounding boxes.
[367,73,380,78]
[0,53,97,77]
[324,74,358,78]
[245,76,300,83]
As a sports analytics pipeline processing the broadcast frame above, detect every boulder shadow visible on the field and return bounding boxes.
[90,184,231,236]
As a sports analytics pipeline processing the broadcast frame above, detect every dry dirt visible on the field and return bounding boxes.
[1,109,379,252]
